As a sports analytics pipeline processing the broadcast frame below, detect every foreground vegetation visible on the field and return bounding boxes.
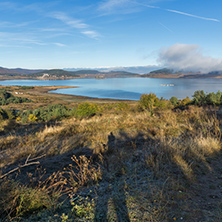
[1,87,222,221]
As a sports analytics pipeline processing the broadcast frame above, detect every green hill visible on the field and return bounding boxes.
[28,69,79,78]
[149,68,174,74]
[74,69,101,75]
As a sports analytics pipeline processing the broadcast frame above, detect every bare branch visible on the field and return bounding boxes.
[25,154,31,165]
[0,153,47,179]
[29,154,46,162]
[0,161,40,179]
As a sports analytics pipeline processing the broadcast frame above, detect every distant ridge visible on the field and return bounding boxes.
[0,67,43,75]
[73,70,101,75]
[29,69,138,78]
[0,66,138,78]
[1,65,222,79]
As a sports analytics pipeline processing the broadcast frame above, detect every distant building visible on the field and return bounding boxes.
[42,73,50,78]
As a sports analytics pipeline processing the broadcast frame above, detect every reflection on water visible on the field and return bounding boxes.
[1,77,222,100]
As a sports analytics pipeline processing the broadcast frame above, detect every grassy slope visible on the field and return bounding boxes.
[0,87,222,221]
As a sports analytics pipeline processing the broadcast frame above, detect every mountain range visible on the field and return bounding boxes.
[0,67,43,75]
[0,65,160,76]
[1,66,222,79]
[0,67,139,79]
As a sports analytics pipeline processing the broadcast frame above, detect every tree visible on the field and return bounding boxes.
[192,90,206,105]
[170,96,178,106]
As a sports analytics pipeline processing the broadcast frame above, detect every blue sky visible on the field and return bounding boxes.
[1,0,222,71]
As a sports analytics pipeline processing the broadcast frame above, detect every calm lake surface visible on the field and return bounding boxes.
[1,77,222,100]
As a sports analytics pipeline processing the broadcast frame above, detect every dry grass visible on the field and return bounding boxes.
[0,171,68,220]
[0,106,220,170]
[0,105,222,221]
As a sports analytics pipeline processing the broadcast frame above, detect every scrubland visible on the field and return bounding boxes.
[0,87,222,221]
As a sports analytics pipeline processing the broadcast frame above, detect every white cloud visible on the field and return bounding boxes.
[54,43,66,47]
[98,0,141,15]
[81,31,101,39]
[0,21,34,28]
[98,0,165,12]
[98,0,130,11]
[158,43,222,73]
[50,12,88,29]
[49,12,101,39]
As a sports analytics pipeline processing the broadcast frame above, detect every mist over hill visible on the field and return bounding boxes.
[64,65,161,74]
[141,68,222,79]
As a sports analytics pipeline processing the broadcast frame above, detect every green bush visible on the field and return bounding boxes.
[0,179,56,219]
[191,90,222,106]
[115,102,130,112]
[5,109,16,119]
[192,90,206,105]
[205,91,222,105]
[21,115,28,124]
[139,93,159,112]
[20,86,34,90]
[0,107,7,121]
[180,97,192,106]
[0,90,31,105]
[19,104,70,122]
[0,90,11,100]
[75,102,98,118]
[170,96,178,106]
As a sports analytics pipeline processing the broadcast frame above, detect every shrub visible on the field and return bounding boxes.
[155,98,171,110]
[21,115,28,124]
[0,180,52,218]
[191,90,222,106]
[205,91,222,105]
[139,93,159,112]
[0,107,7,121]
[22,104,71,122]
[0,90,11,100]
[180,97,192,106]
[192,90,206,105]
[170,96,178,106]
[20,86,34,90]
[0,171,67,220]
[28,114,38,122]
[114,102,130,113]
[75,102,98,118]
[0,90,31,105]
[67,155,102,189]
[5,109,16,119]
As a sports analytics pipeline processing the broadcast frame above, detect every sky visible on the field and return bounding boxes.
[1,0,222,72]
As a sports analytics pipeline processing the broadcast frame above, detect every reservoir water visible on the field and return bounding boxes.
[1,77,222,100]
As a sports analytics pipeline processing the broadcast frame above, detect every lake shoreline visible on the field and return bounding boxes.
[0,85,134,104]
[45,86,134,102]
[1,77,222,101]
